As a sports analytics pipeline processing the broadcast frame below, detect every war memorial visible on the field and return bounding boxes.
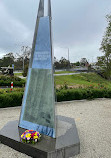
[0,0,80,157]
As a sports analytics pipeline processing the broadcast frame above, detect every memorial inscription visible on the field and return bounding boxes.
[34,52,50,61]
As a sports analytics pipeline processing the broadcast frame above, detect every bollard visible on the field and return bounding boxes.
[11,82,13,91]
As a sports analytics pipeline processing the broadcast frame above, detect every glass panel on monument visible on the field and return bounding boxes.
[19,16,55,138]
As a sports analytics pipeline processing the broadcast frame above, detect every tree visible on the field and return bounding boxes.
[59,57,70,69]
[54,57,70,69]
[97,15,111,80]
[80,58,89,67]
[22,64,29,77]
[14,46,31,70]
[54,57,60,69]
[75,61,80,66]
[0,46,31,70]
[0,53,15,67]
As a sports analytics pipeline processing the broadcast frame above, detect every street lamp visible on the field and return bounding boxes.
[56,46,70,69]
[56,46,70,62]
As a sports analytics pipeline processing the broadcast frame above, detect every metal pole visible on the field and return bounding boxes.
[23,56,24,71]
[21,46,29,71]
[38,0,44,18]
[29,0,44,68]
[21,46,24,71]
[48,0,51,17]
[68,48,69,62]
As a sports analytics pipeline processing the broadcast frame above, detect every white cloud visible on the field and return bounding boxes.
[53,0,111,62]
[0,2,33,53]
[54,41,102,63]
[0,0,111,62]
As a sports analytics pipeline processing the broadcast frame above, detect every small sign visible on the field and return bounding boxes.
[12,64,14,70]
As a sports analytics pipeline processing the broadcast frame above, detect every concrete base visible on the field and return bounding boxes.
[0,116,80,158]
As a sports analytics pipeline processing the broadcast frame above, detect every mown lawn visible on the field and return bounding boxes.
[1,72,111,89]
[14,73,23,76]
[55,71,75,74]
[54,73,111,88]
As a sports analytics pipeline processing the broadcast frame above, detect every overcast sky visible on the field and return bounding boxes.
[0,0,111,63]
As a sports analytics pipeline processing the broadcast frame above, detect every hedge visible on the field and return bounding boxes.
[0,75,25,87]
[56,88,111,102]
[0,88,111,108]
[0,92,23,108]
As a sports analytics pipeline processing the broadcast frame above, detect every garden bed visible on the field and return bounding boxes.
[0,87,111,108]
[0,75,25,87]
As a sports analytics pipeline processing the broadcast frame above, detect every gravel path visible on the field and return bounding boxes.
[0,99,111,158]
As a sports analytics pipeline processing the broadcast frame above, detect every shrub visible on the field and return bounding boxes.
[56,88,111,102]
[0,75,25,87]
[0,87,111,108]
[0,92,23,108]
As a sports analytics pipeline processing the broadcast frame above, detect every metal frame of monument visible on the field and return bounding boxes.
[0,1,80,157]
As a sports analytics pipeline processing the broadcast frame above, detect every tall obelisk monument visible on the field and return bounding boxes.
[19,0,55,138]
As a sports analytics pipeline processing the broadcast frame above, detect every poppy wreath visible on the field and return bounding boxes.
[21,130,41,144]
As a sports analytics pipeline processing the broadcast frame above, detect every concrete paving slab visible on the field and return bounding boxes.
[0,99,111,158]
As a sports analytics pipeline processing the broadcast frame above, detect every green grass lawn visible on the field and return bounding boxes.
[55,73,111,88]
[1,72,111,89]
[55,71,75,74]
[15,72,111,88]
[14,73,23,76]
[1,72,111,105]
